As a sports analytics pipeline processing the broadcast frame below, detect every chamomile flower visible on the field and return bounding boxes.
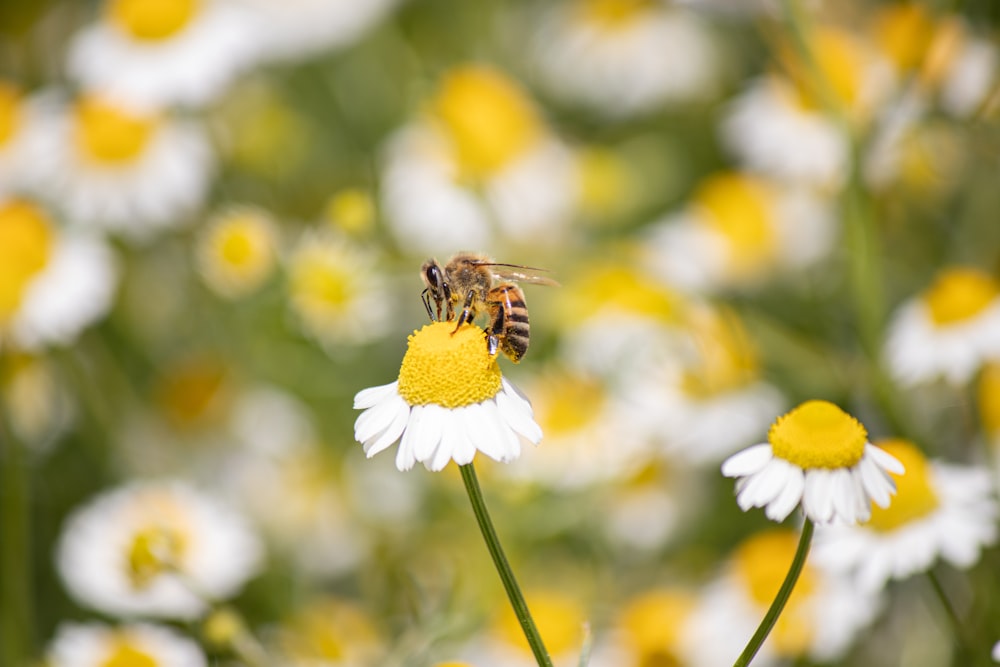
[532,0,720,118]
[196,206,279,299]
[286,231,390,347]
[47,621,206,667]
[600,462,689,553]
[722,400,903,524]
[275,597,384,667]
[683,530,883,666]
[884,267,1000,386]
[381,65,578,253]
[353,321,542,472]
[0,352,74,449]
[67,0,257,109]
[27,93,214,237]
[606,588,698,666]
[813,439,998,592]
[56,480,263,619]
[0,197,117,351]
[642,171,836,293]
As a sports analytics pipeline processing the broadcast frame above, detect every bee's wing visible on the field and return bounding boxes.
[480,262,560,287]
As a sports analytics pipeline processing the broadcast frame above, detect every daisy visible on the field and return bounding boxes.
[353,321,542,472]
[324,187,376,236]
[884,267,1000,386]
[66,0,257,109]
[532,0,720,118]
[604,588,698,667]
[195,205,279,299]
[0,352,74,449]
[641,171,836,294]
[47,621,206,667]
[286,231,390,347]
[0,197,117,351]
[812,439,998,592]
[683,529,884,666]
[600,462,689,553]
[918,15,999,118]
[0,81,39,195]
[380,65,578,254]
[26,92,214,238]
[275,597,384,667]
[56,480,263,619]
[721,400,904,524]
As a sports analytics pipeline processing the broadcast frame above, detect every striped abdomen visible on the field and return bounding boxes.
[488,283,530,362]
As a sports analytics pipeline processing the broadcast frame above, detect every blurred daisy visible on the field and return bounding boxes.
[238,0,398,64]
[600,462,690,553]
[0,352,74,449]
[722,400,903,524]
[624,305,785,466]
[884,267,1000,386]
[0,197,117,351]
[325,187,377,236]
[914,14,998,117]
[979,362,1000,448]
[604,588,698,666]
[684,529,883,666]
[532,0,719,118]
[47,621,206,667]
[381,64,578,253]
[56,480,263,619]
[642,171,836,293]
[353,321,542,472]
[274,596,384,667]
[196,206,279,299]
[67,0,256,108]
[813,439,998,592]
[0,81,40,195]
[27,92,214,237]
[721,27,892,188]
[286,231,390,347]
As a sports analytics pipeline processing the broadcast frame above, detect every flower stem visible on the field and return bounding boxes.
[459,462,553,667]
[925,570,981,665]
[732,519,815,667]
[0,408,33,667]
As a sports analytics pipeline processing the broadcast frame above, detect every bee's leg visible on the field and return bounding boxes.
[487,334,499,357]
[485,301,505,356]
[452,290,476,333]
[421,289,436,321]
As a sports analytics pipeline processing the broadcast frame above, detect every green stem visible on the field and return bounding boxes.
[459,463,553,667]
[733,519,815,667]
[925,570,981,665]
[0,404,33,667]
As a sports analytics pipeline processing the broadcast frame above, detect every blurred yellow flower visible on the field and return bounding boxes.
[325,187,376,235]
[47,622,207,667]
[196,206,278,299]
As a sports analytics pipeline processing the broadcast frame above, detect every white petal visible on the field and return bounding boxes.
[857,455,896,508]
[765,464,805,522]
[739,459,789,509]
[428,418,464,472]
[472,402,511,462]
[721,443,773,477]
[803,469,836,523]
[496,386,542,444]
[866,444,905,475]
[410,403,446,463]
[829,468,861,523]
[354,391,406,443]
[354,381,398,409]
[395,409,421,471]
[501,377,534,417]
[361,400,410,457]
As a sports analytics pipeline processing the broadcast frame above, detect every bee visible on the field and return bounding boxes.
[420,252,557,363]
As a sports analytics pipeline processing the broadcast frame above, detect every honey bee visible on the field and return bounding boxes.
[420,252,557,363]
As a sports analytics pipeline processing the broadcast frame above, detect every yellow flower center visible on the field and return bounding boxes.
[281,598,379,663]
[873,3,936,73]
[732,530,817,656]
[680,307,760,397]
[397,322,502,409]
[127,524,186,588]
[557,262,680,324]
[768,400,868,469]
[865,439,939,532]
[75,96,156,164]
[109,0,200,41]
[620,589,696,664]
[693,173,776,275]
[0,82,22,147]
[578,0,655,29]
[780,28,867,112]
[978,362,1000,435]
[199,209,277,297]
[535,373,605,437]
[101,638,158,667]
[0,200,54,323]
[325,188,376,235]
[922,267,1000,325]
[496,589,584,657]
[432,65,543,180]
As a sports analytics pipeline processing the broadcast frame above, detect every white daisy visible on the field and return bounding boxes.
[47,621,206,667]
[532,0,720,118]
[0,81,39,195]
[56,480,263,619]
[682,529,884,666]
[884,267,1000,386]
[721,400,904,525]
[67,0,257,109]
[195,205,279,299]
[812,439,998,592]
[353,321,542,472]
[0,197,117,351]
[25,92,214,238]
[237,0,398,65]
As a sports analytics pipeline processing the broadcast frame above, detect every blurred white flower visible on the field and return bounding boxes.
[25,92,214,238]
[56,480,263,619]
[884,267,1000,386]
[47,621,206,667]
[0,81,41,195]
[67,0,257,109]
[0,353,75,450]
[532,0,720,118]
[0,197,117,351]
[196,206,279,299]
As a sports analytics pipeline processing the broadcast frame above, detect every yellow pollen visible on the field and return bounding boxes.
[432,65,543,180]
[732,530,817,656]
[693,173,776,275]
[0,200,54,323]
[496,589,584,657]
[109,0,200,41]
[768,400,868,469]
[873,3,936,73]
[0,82,22,146]
[397,322,502,409]
[101,637,158,667]
[922,267,999,325]
[978,362,1000,435]
[75,96,156,164]
[127,525,186,588]
[866,439,938,532]
[536,372,605,437]
[620,589,696,662]
[578,0,655,29]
